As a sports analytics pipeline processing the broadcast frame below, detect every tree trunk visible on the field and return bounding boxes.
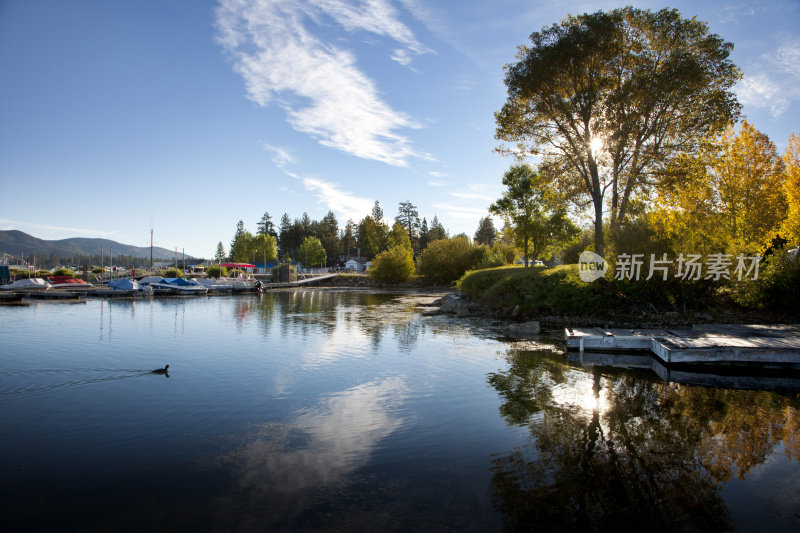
[524,233,529,268]
[593,205,604,258]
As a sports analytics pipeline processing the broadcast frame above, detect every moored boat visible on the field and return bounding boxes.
[46,276,94,290]
[0,278,52,291]
[149,277,208,295]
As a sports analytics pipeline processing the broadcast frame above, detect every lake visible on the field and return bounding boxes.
[1,290,798,532]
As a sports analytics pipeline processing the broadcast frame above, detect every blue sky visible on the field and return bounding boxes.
[1,0,798,258]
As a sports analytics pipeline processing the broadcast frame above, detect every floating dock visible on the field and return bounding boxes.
[566,351,800,392]
[565,324,800,367]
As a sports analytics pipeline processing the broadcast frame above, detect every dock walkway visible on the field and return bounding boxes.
[565,324,800,367]
[261,273,338,289]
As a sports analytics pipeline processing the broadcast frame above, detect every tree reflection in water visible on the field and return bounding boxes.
[488,348,800,532]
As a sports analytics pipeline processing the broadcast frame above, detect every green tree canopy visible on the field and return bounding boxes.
[357,216,388,260]
[496,7,741,256]
[490,164,579,267]
[296,236,326,267]
[314,210,340,265]
[387,222,412,251]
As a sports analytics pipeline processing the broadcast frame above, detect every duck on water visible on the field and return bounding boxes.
[152,364,169,376]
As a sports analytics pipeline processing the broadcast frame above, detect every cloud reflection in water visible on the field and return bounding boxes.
[215,377,409,528]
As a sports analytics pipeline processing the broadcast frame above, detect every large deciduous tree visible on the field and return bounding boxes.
[650,122,788,253]
[496,7,741,256]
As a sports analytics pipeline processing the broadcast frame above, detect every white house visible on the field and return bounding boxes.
[345,258,373,272]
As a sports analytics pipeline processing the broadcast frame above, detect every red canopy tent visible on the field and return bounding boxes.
[220,262,255,268]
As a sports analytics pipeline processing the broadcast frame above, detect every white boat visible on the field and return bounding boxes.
[217,275,256,292]
[0,278,52,291]
[193,278,234,293]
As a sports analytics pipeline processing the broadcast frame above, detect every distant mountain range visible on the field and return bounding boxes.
[0,230,197,261]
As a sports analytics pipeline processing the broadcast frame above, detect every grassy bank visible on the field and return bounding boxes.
[457,265,726,321]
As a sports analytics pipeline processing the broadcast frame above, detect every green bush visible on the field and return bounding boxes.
[205,265,228,278]
[417,236,481,284]
[163,268,183,278]
[369,246,415,283]
[458,264,717,318]
[52,268,75,277]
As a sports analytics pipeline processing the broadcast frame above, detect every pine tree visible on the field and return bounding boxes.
[278,214,292,255]
[428,216,447,242]
[230,220,245,253]
[419,218,429,250]
[474,217,497,246]
[371,201,384,223]
[215,242,226,262]
[257,212,277,238]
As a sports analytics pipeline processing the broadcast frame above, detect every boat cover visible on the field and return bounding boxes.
[163,278,201,286]
[108,278,141,291]
[137,276,165,285]
[0,278,52,290]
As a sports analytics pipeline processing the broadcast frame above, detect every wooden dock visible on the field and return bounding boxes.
[565,324,800,367]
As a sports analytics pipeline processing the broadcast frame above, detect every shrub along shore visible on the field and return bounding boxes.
[456,256,800,328]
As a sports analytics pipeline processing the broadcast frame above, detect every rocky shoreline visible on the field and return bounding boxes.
[421,293,798,331]
[306,275,798,330]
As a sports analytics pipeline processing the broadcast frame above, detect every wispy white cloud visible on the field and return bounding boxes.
[431,202,488,220]
[216,0,431,166]
[738,38,800,118]
[450,191,495,202]
[311,0,430,54]
[427,170,447,178]
[302,177,374,221]
[427,180,445,187]
[0,219,116,238]
[261,142,373,220]
[262,143,296,168]
[391,48,412,65]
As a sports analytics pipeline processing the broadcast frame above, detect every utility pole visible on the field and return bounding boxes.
[150,229,153,271]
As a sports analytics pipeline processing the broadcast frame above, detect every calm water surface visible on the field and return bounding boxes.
[1,290,798,532]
